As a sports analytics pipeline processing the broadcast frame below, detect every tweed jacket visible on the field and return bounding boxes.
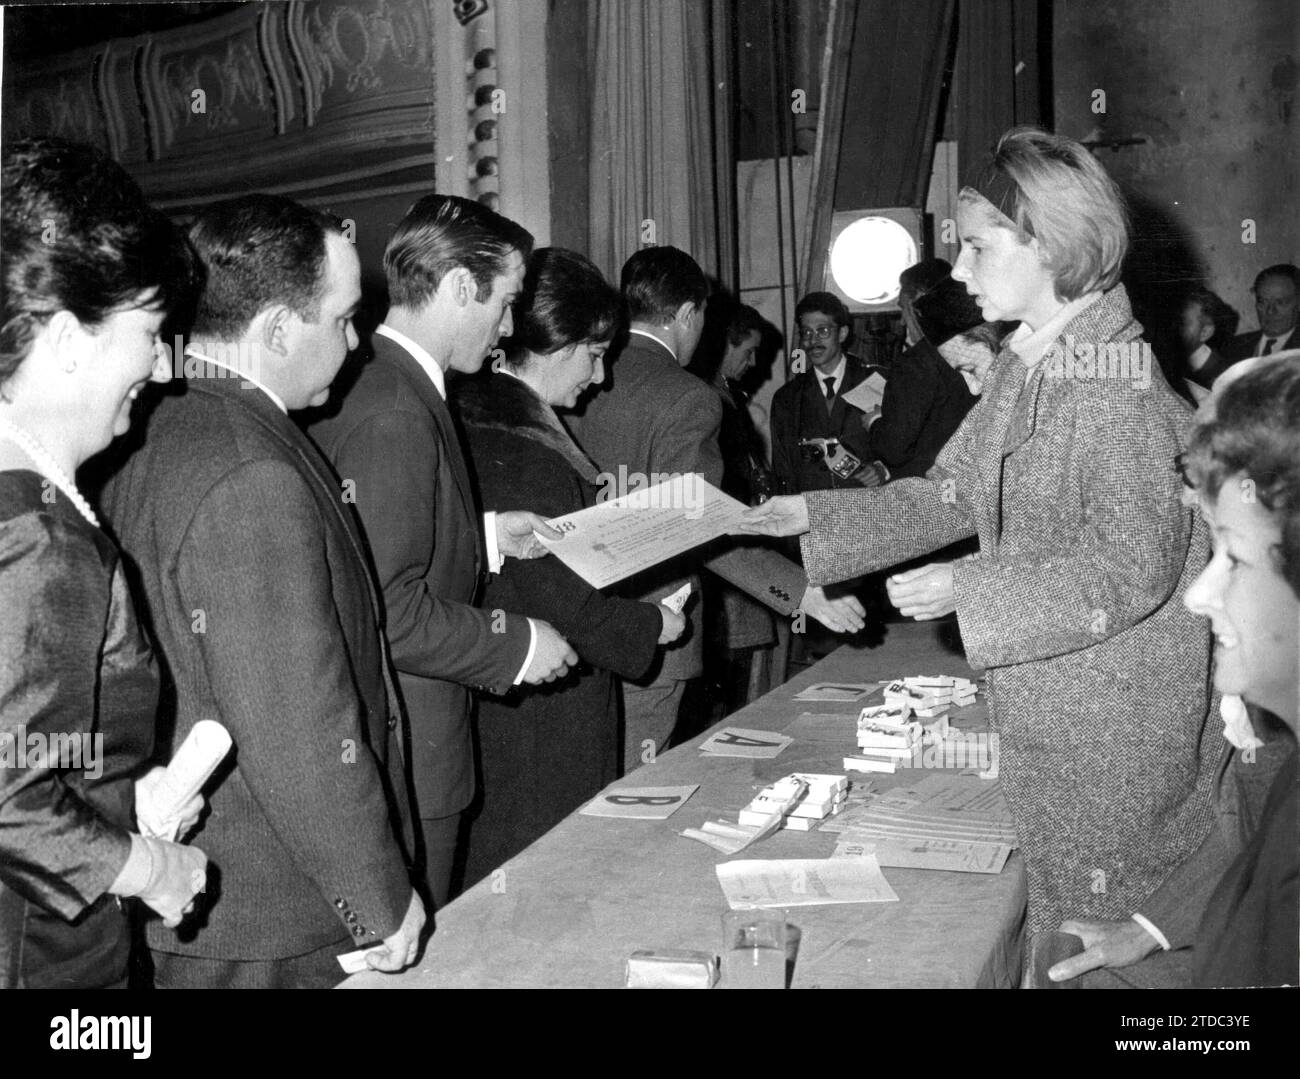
[100,377,413,961]
[308,333,532,819]
[770,354,884,494]
[570,334,807,681]
[800,286,1219,933]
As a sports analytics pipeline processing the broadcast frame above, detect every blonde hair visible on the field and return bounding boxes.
[960,128,1129,300]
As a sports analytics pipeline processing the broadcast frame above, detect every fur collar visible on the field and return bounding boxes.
[453,370,601,484]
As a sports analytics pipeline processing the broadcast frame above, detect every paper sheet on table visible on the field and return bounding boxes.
[579,785,698,820]
[840,373,886,414]
[821,773,1018,856]
[832,834,1012,875]
[716,857,899,908]
[792,682,880,703]
[536,473,746,589]
[698,727,792,758]
[786,712,858,743]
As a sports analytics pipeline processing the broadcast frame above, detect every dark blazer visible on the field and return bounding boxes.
[866,339,977,480]
[0,473,156,988]
[798,286,1219,934]
[453,370,662,883]
[308,333,532,820]
[1087,723,1297,987]
[770,354,884,494]
[1194,752,1298,987]
[1222,328,1296,362]
[569,333,808,681]
[100,377,412,961]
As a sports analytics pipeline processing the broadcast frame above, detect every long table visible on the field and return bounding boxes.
[341,620,1028,988]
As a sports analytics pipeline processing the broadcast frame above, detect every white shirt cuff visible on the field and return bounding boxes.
[483,511,503,574]
[512,617,539,685]
[1130,912,1170,951]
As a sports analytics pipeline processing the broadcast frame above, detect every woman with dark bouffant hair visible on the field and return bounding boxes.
[452,247,685,887]
[1,138,208,988]
[1179,356,1298,987]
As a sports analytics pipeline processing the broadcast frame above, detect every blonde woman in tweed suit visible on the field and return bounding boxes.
[740,129,1220,976]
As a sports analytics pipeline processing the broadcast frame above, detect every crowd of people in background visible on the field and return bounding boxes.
[1,126,1295,990]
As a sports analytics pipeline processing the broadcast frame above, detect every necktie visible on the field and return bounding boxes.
[1261,337,1277,356]
[823,376,836,409]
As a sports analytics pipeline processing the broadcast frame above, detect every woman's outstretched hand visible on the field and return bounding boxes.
[736,495,810,538]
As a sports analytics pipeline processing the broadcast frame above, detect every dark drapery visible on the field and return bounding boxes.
[832,0,957,211]
[947,0,1046,175]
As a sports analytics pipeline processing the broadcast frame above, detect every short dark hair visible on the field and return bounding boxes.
[1184,286,1236,341]
[503,247,621,366]
[726,303,766,347]
[1252,263,1299,294]
[385,194,533,309]
[795,291,849,329]
[898,258,953,303]
[620,246,709,324]
[187,194,341,340]
[1,137,199,385]
[1185,356,1300,596]
[912,276,984,346]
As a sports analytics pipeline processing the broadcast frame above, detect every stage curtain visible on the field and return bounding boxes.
[832,0,957,211]
[587,0,735,286]
[949,0,1044,179]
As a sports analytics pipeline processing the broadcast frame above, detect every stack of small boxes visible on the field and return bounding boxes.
[844,676,978,774]
[737,773,849,832]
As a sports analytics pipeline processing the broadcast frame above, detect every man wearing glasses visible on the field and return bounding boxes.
[770,292,887,495]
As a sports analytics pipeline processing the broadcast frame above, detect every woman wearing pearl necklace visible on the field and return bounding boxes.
[0,138,208,988]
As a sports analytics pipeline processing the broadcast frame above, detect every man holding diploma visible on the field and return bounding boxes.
[572,247,866,771]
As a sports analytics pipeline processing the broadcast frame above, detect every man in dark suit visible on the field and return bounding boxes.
[309,196,577,910]
[1222,263,1298,361]
[571,248,866,771]
[100,195,423,988]
[771,292,888,495]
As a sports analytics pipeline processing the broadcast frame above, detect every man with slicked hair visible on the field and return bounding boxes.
[100,194,424,988]
[310,194,577,910]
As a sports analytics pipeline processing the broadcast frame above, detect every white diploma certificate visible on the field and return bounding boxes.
[536,473,747,589]
[840,372,886,413]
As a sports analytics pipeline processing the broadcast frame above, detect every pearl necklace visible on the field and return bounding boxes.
[0,415,100,528]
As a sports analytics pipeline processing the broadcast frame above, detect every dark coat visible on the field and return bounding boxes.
[1194,752,1298,987]
[866,339,977,480]
[770,354,884,494]
[570,333,807,681]
[0,473,155,988]
[100,377,412,961]
[309,333,532,821]
[1185,347,1235,390]
[709,378,776,649]
[799,286,1219,933]
[452,371,662,884]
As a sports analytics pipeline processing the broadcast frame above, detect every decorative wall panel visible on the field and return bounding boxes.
[3,0,439,215]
